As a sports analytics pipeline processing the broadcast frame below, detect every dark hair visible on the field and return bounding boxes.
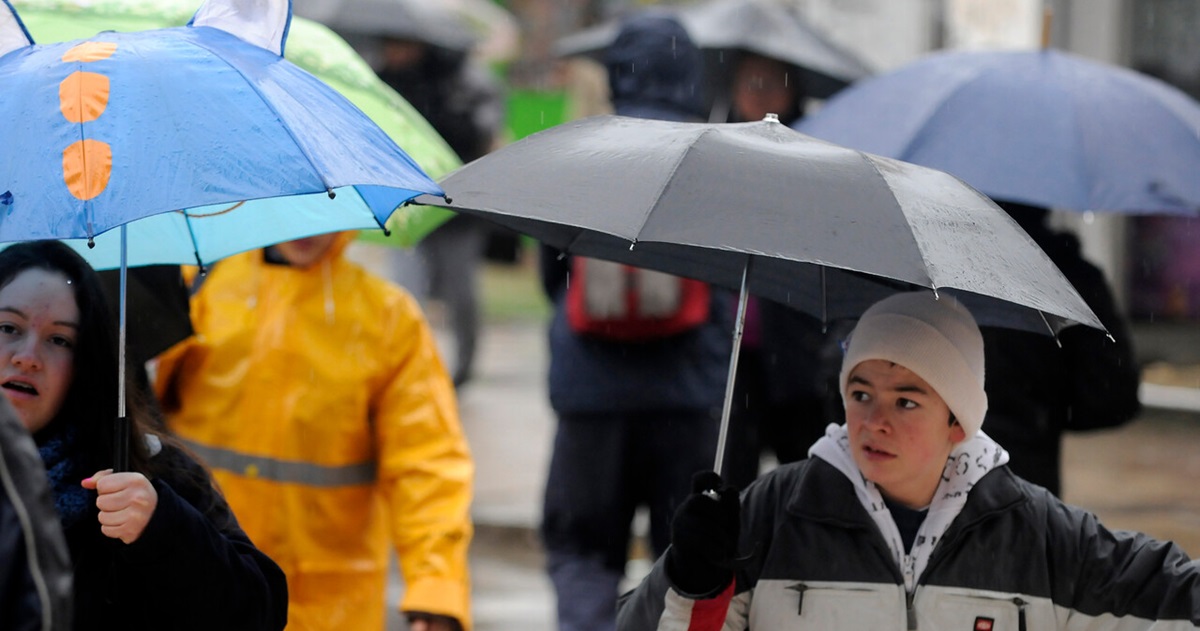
[0,241,160,477]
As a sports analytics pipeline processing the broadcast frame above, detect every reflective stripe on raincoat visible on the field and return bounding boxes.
[154,233,473,630]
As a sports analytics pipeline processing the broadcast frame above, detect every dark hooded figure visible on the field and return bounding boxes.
[537,14,733,631]
[980,201,1142,495]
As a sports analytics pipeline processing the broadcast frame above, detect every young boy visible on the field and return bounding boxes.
[618,291,1200,630]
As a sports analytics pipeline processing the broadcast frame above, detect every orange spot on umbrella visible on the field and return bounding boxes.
[59,71,110,123]
[62,42,117,63]
[62,139,113,201]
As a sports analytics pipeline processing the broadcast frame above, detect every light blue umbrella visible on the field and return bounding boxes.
[795,48,1200,215]
[0,0,444,263]
[0,0,444,468]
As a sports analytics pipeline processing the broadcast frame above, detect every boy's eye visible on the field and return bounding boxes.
[898,398,918,410]
[849,390,870,402]
[0,323,15,335]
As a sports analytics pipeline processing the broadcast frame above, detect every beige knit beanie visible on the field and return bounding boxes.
[838,292,988,436]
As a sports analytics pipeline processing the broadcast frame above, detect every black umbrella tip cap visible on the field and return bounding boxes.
[326,188,336,200]
[87,237,95,249]
[0,191,11,206]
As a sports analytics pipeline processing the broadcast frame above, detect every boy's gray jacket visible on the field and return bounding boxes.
[618,458,1200,630]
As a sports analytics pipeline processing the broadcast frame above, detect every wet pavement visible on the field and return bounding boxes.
[350,248,1200,631]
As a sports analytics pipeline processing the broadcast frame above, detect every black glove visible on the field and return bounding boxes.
[666,471,742,595]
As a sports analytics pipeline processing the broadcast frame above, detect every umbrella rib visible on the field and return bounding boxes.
[899,63,995,164]
[181,208,205,268]
[185,33,337,195]
[630,126,719,241]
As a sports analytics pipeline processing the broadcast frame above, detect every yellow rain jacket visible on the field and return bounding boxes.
[154,233,473,630]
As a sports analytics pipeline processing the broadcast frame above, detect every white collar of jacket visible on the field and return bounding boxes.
[809,423,1010,592]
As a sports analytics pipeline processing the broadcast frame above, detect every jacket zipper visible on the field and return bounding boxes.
[788,582,807,615]
[787,582,880,618]
[1014,597,1027,631]
[906,590,917,630]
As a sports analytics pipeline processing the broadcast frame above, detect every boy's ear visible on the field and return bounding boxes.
[948,417,967,444]
[189,0,292,57]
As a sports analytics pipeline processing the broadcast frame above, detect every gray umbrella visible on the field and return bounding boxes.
[554,0,873,101]
[417,114,1101,473]
[293,0,477,51]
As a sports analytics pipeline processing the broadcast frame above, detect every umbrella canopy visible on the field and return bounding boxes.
[421,114,1100,335]
[12,0,461,249]
[553,0,873,101]
[0,0,445,469]
[794,48,1200,215]
[0,0,445,268]
[292,0,520,62]
[419,114,1102,474]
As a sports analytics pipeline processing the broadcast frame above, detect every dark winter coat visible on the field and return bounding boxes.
[619,456,1200,630]
[64,443,287,631]
[981,203,1141,494]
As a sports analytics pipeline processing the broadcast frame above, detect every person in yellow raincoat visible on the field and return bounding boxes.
[154,231,474,631]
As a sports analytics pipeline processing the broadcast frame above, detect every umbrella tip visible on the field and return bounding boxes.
[763,113,780,123]
[327,189,336,200]
[0,191,11,206]
[87,237,95,249]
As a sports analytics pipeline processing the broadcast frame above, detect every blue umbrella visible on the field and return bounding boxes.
[795,48,1200,214]
[0,0,444,468]
[0,0,443,259]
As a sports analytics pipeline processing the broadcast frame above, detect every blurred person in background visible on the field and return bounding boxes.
[980,201,1141,496]
[377,35,507,388]
[537,15,733,631]
[155,231,473,631]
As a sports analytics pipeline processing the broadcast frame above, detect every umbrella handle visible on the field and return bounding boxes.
[113,416,130,473]
[712,261,750,476]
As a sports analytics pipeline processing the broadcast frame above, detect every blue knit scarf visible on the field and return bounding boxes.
[37,424,90,529]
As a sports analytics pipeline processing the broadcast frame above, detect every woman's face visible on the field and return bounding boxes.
[844,359,965,509]
[0,269,79,433]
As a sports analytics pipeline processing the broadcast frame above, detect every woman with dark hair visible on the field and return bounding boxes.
[0,240,287,631]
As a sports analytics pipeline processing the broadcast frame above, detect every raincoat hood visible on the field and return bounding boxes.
[604,13,705,121]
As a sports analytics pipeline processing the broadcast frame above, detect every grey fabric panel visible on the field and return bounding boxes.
[0,399,73,631]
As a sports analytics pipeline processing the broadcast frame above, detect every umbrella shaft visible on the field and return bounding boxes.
[115,226,129,472]
[713,262,750,477]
